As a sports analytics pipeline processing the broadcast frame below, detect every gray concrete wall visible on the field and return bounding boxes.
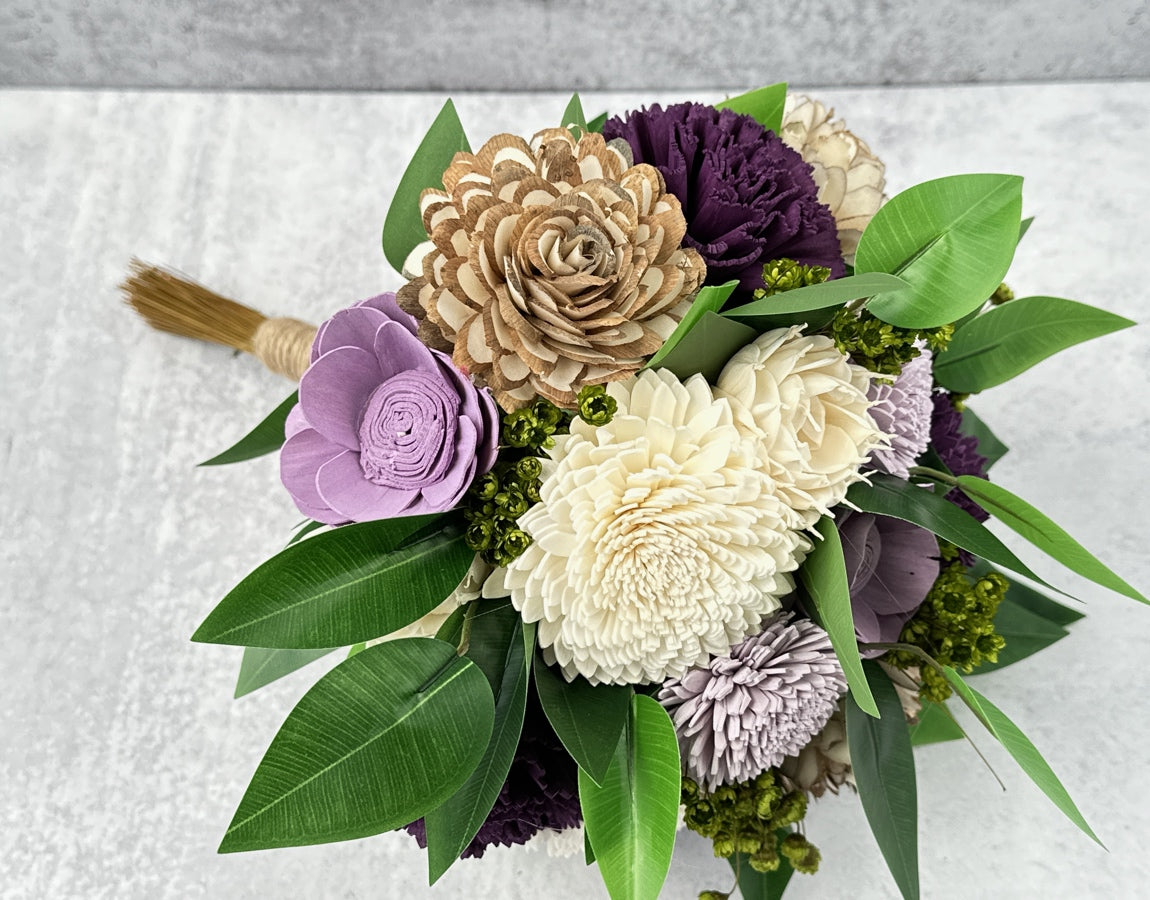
[3,0,1148,89]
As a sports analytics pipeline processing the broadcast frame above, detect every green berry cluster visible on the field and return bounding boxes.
[990,281,1015,306]
[829,307,954,378]
[462,387,617,567]
[886,544,1009,702]
[681,772,820,875]
[754,258,831,298]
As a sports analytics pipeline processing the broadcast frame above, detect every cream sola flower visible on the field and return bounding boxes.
[484,368,808,685]
[779,94,887,265]
[716,326,885,530]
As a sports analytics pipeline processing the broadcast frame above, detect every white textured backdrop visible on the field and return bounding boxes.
[2,83,1149,899]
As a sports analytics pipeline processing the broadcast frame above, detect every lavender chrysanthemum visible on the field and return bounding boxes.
[867,349,933,478]
[659,613,847,792]
[603,102,844,293]
[405,687,580,858]
[931,392,990,523]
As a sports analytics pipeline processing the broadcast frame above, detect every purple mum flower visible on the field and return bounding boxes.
[838,511,940,657]
[406,686,581,857]
[280,293,500,524]
[931,391,990,524]
[867,349,934,478]
[603,102,843,293]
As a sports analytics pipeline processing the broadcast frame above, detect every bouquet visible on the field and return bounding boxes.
[127,83,1146,899]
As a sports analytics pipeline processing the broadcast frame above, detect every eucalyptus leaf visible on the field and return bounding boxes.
[908,701,964,747]
[798,517,879,717]
[934,296,1134,392]
[193,515,474,648]
[845,475,1054,591]
[534,660,631,785]
[580,694,681,900]
[943,667,1102,845]
[957,407,1009,470]
[382,99,470,274]
[846,661,919,900]
[648,310,757,384]
[219,638,495,852]
[715,82,788,134]
[955,476,1147,604]
[561,93,588,133]
[645,281,739,370]
[723,272,908,320]
[233,646,335,699]
[731,844,794,900]
[856,174,1023,329]
[424,604,534,883]
[199,392,297,467]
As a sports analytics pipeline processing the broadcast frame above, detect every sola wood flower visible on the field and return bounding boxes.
[280,293,499,524]
[717,326,884,529]
[484,368,807,685]
[603,102,843,292]
[867,349,933,478]
[780,95,887,265]
[779,703,852,798]
[660,612,848,793]
[397,128,706,410]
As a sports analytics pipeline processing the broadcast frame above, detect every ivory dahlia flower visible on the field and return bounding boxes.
[716,327,884,529]
[485,369,807,685]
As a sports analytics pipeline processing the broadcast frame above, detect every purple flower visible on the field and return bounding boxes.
[603,102,843,293]
[405,685,581,857]
[837,511,940,657]
[280,293,499,524]
[931,392,990,524]
[867,349,934,478]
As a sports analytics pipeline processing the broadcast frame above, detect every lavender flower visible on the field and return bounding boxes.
[279,293,500,524]
[659,613,847,792]
[603,102,843,293]
[867,349,934,478]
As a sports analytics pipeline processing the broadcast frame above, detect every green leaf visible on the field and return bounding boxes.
[434,602,470,647]
[561,93,588,133]
[943,667,1102,845]
[535,660,632,785]
[580,694,681,900]
[730,845,794,900]
[1018,216,1034,243]
[934,296,1134,392]
[347,642,366,658]
[233,646,335,699]
[645,281,739,370]
[193,515,474,648]
[846,661,919,900]
[585,829,596,865]
[798,517,879,717]
[586,111,608,134]
[286,519,327,546]
[715,82,788,134]
[957,407,1008,470]
[424,603,534,883]
[908,701,964,746]
[955,476,1147,604]
[856,174,1023,328]
[219,638,494,852]
[846,475,1054,591]
[974,594,1068,674]
[382,99,471,274]
[199,392,297,467]
[723,272,909,321]
[648,310,757,384]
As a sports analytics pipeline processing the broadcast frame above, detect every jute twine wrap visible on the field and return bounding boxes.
[121,259,318,382]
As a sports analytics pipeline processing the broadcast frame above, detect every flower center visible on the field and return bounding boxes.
[357,370,460,489]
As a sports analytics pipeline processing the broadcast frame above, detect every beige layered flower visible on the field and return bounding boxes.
[484,368,808,685]
[780,95,887,265]
[397,128,706,410]
[716,327,884,530]
[779,703,854,798]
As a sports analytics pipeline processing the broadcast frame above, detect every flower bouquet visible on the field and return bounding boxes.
[129,84,1146,899]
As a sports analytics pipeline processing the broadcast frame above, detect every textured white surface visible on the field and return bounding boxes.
[2,83,1150,899]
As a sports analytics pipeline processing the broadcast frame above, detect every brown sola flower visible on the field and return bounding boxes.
[397,128,707,409]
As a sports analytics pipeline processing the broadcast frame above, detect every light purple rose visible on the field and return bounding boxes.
[280,293,500,525]
[837,511,940,657]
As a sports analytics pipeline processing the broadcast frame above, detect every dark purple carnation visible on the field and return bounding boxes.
[405,684,581,858]
[931,391,990,534]
[603,102,843,293]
